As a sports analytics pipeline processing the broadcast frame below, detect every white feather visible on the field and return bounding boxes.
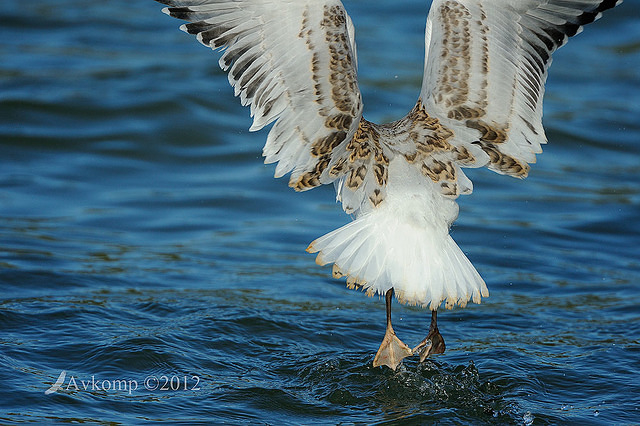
[159,0,621,309]
[309,159,489,309]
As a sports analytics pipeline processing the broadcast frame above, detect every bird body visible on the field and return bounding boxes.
[156,0,622,369]
[307,116,487,310]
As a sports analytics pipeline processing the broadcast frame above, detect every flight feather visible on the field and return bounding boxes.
[419,0,622,178]
[159,0,364,191]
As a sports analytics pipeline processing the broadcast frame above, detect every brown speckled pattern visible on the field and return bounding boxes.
[435,1,529,178]
[291,5,362,191]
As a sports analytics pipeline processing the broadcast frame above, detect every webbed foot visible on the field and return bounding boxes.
[373,323,413,370]
[372,288,412,370]
[413,310,446,363]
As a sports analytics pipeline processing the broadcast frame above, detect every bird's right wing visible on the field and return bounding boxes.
[158,0,363,191]
[418,0,622,179]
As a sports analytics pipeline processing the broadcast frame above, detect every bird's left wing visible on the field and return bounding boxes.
[157,0,363,190]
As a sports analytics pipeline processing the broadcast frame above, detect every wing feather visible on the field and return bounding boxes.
[419,0,622,178]
[158,0,363,190]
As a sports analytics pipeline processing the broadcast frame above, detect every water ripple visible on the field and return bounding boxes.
[1,0,639,423]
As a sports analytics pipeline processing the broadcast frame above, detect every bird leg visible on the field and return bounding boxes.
[412,310,446,363]
[372,288,412,370]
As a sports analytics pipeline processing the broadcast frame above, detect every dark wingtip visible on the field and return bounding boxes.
[568,0,620,37]
[597,0,623,13]
[165,7,195,20]
[183,21,212,35]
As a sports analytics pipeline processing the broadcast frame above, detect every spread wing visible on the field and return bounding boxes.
[157,0,363,190]
[419,0,622,178]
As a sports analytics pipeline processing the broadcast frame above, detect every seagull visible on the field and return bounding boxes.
[156,0,622,370]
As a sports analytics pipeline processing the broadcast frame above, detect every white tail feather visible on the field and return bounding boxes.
[307,206,488,310]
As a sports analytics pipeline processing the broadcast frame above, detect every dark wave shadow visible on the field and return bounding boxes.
[276,351,526,423]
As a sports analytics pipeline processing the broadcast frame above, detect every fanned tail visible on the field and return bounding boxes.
[307,207,488,310]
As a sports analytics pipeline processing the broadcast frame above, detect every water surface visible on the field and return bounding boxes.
[1,0,639,424]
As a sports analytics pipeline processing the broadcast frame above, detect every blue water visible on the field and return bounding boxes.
[1,0,639,424]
